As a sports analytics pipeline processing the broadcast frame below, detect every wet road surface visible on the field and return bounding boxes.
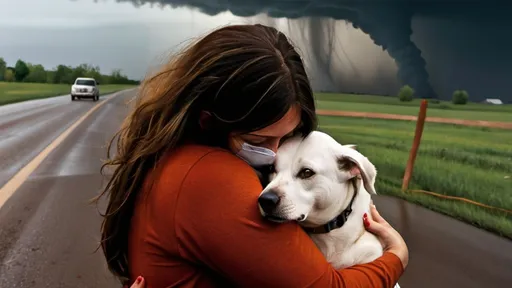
[376,195,511,288]
[0,89,510,287]
[0,92,134,287]
[0,94,105,189]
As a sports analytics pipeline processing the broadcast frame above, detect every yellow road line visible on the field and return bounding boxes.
[0,92,121,208]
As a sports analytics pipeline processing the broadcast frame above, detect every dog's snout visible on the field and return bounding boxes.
[258,191,280,214]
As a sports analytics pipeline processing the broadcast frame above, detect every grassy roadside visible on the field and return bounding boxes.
[315,93,512,122]
[0,82,137,106]
[319,115,512,239]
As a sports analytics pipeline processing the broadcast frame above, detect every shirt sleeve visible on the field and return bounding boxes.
[174,150,404,288]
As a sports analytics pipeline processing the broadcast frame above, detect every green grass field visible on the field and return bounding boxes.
[0,82,137,106]
[315,93,512,122]
[319,115,512,239]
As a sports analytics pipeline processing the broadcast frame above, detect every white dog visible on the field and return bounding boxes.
[257,131,400,287]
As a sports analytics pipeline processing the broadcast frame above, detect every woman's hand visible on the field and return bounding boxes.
[123,276,145,288]
[363,204,409,270]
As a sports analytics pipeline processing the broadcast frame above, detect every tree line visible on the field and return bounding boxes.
[0,57,139,85]
[398,85,469,105]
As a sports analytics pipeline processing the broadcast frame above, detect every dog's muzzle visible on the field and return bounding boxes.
[258,191,280,214]
[258,191,287,223]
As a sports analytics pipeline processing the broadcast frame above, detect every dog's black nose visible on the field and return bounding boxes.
[258,191,280,214]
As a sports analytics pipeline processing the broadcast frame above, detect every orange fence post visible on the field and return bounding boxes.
[401,99,428,192]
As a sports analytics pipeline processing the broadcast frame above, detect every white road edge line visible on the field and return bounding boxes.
[0,92,122,209]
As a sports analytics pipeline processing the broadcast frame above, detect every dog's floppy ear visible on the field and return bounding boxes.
[337,149,377,194]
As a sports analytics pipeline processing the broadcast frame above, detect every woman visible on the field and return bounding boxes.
[96,24,408,287]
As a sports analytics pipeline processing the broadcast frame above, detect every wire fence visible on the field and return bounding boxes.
[399,100,511,216]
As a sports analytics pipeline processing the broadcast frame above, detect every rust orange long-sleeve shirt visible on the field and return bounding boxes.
[128,144,404,288]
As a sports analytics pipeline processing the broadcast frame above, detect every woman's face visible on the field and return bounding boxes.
[228,105,301,154]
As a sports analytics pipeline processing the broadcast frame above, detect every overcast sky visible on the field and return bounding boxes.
[0,0,399,93]
[2,0,510,102]
[0,0,249,79]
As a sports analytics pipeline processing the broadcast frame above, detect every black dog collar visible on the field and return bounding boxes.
[302,180,358,234]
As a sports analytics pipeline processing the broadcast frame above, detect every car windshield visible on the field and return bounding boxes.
[75,80,95,86]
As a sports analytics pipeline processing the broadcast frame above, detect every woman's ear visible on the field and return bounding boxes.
[199,111,213,129]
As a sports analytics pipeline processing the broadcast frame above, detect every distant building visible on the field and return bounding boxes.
[482,98,503,105]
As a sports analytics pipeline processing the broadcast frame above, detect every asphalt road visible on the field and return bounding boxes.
[0,89,510,287]
[0,92,132,288]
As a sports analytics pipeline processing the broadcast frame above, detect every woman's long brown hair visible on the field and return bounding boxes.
[92,24,317,283]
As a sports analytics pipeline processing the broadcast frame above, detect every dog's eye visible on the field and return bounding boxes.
[297,168,315,179]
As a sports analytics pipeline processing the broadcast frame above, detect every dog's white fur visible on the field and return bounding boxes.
[258,131,400,287]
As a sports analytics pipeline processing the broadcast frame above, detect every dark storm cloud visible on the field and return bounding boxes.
[116,0,512,101]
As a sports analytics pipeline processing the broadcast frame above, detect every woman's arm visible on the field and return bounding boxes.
[175,151,403,288]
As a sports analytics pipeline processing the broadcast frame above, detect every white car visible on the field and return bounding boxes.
[71,77,100,101]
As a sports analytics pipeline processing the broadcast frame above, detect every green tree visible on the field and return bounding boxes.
[14,59,30,82]
[85,65,103,83]
[53,65,73,84]
[46,70,56,84]
[71,63,87,80]
[0,57,138,84]
[24,64,47,83]
[0,57,6,81]
[452,90,469,105]
[4,69,15,82]
[398,85,414,102]
[107,68,138,85]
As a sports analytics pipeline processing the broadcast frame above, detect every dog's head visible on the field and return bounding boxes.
[257,131,377,226]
